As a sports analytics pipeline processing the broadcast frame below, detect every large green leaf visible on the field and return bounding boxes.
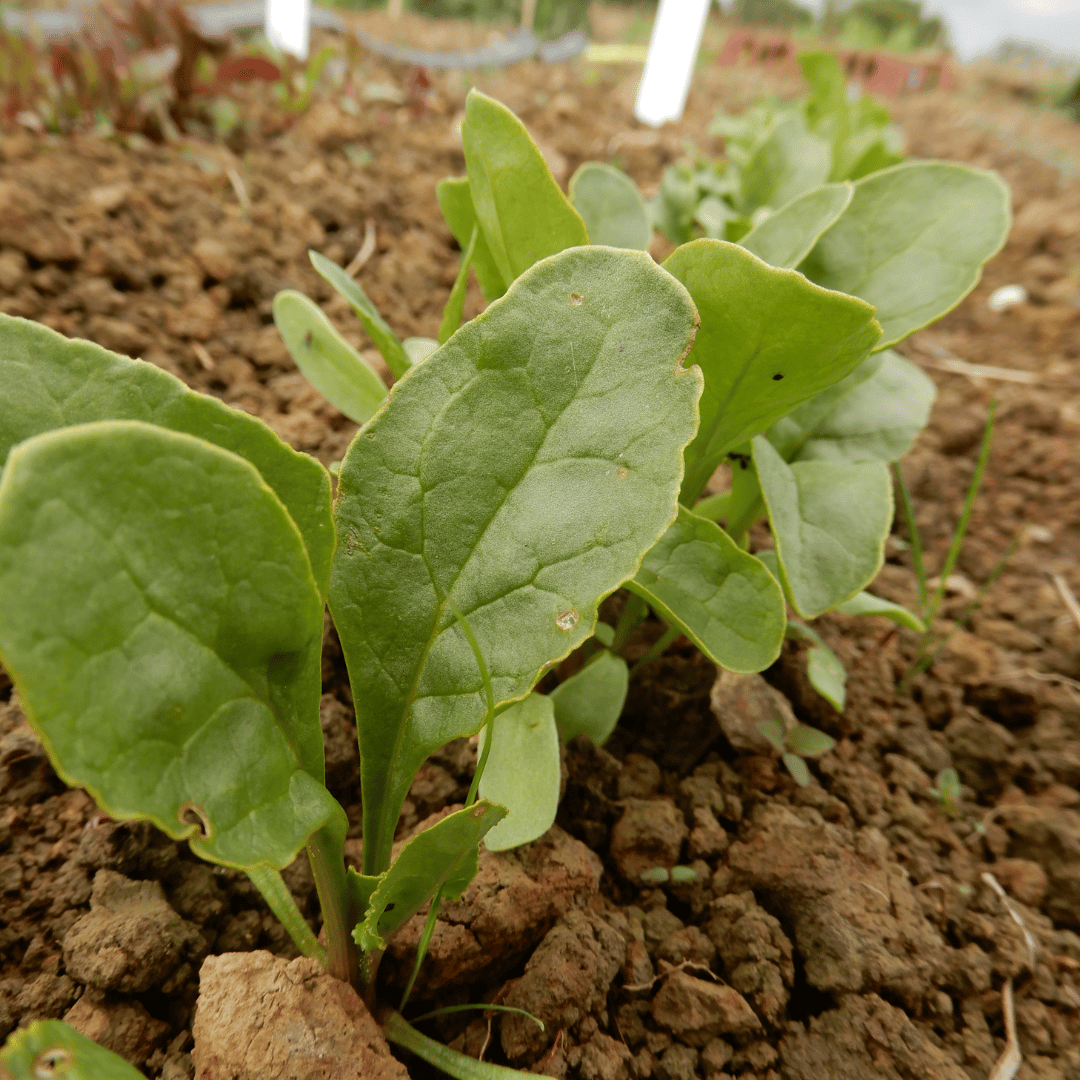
[628,506,786,673]
[0,421,343,869]
[461,89,589,287]
[330,246,701,875]
[739,114,832,215]
[739,182,852,270]
[569,162,652,251]
[309,251,412,380]
[662,240,881,503]
[0,313,334,597]
[352,800,505,951]
[753,435,892,619]
[437,177,507,302]
[550,649,628,745]
[478,694,560,852]
[800,161,1011,349]
[273,291,388,425]
[790,350,936,463]
[1,1020,145,1079]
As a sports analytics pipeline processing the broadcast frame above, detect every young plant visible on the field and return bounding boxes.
[278,88,1010,850]
[757,715,837,788]
[653,51,907,246]
[0,164,703,1077]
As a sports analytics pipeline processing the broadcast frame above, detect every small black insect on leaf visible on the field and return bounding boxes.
[772,373,784,381]
[727,451,751,471]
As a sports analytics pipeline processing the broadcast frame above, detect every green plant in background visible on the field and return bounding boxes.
[822,0,947,52]
[729,0,815,30]
[279,89,1009,844]
[654,51,907,246]
[757,716,836,786]
[926,767,987,837]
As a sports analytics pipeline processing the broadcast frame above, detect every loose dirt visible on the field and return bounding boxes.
[0,7,1078,1079]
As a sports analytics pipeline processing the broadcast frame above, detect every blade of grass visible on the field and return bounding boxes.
[893,461,928,613]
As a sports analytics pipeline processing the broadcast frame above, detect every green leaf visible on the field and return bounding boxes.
[403,337,439,365]
[478,693,560,851]
[593,621,615,648]
[754,435,892,619]
[272,291,388,426]
[628,506,785,673]
[757,718,786,752]
[662,240,881,503]
[352,801,506,951]
[739,114,832,215]
[1,1020,145,1079]
[462,89,589,286]
[569,162,651,251]
[800,161,1012,349]
[739,182,852,270]
[550,649,628,745]
[785,619,847,711]
[439,225,478,345]
[384,1011,534,1080]
[786,723,837,756]
[309,250,412,380]
[789,351,936,464]
[437,177,507,302]
[836,591,925,632]
[330,246,702,875]
[800,51,849,132]
[783,752,811,787]
[0,421,343,870]
[0,313,334,598]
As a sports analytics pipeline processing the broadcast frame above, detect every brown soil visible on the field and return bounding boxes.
[1,8,1079,1079]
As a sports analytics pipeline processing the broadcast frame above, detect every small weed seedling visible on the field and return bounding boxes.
[926,768,987,838]
[757,716,837,787]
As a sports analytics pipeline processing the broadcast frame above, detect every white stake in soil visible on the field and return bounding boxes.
[266,0,310,59]
[634,0,710,126]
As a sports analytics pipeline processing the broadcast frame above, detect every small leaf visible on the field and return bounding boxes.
[782,752,811,787]
[757,719,786,752]
[352,800,506,951]
[641,867,670,884]
[0,313,334,597]
[935,767,962,804]
[800,161,1012,349]
[273,291,388,425]
[569,162,651,250]
[786,723,837,757]
[309,250,412,379]
[0,421,343,870]
[550,650,628,745]
[331,246,702,875]
[669,865,698,883]
[438,225,478,345]
[754,436,893,619]
[1,1020,145,1079]
[478,694,560,852]
[785,620,848,711]
[628,506,786,673]
[836,591,925,632]
[792,351,936,464]
[663,240,881,503]
[739,114,832,215]
[462,89,589,286]
[593,621,615,648]
[739,181,852,270]
[437,177,507,301]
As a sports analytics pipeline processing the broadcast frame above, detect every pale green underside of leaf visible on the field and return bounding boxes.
[836,591,925,631]
[772,350,936,465]
[662,240,881,502]
[272,291,388,425]
[478,693,560,851]
[309,251,411,380]
[739,114,832,216]
[550,649,628,745]
[800,161,1012,349]
[739,181,852,270]
[0,421,341,870]
[330,245,701,874]
[0,312,334,597]
[569,162,652,251]
[785,619,847,711]
[1,1020,146,1080]
[462,89,589,286]
[437,177,507,301]
[353,800,505,951]
[628,506,786,673]
[754,435,893,619]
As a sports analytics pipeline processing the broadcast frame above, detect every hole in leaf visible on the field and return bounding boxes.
[179,802,213,841]
[34,1048,71,1079]
[569,292,583,307]
[555,609,579,632]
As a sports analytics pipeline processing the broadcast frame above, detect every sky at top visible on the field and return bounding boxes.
[796,0,1080,60]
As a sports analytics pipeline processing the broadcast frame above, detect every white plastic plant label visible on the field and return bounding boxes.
[634,0,711,127]
[266,0,310,60]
